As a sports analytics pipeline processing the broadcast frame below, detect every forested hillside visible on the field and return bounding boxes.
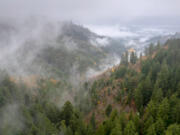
[87,39,180,135]
[0,20,125,81]
[1,39,180,135]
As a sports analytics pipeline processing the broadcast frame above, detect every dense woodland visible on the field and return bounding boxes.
[1,39,180,135]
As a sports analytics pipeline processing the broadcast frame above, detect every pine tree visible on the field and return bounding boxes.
[95,125,104,135]
[151,87,163,103]
[130,52,137,64]
[134,86,143,112]
[105,104,112,116]
[111,122,123,135]
[90,112,96,131]
[157,98,170,125]
[149,43,155,55]
[124,121,137,135]
[144,116,154,134]
[165,124,180,135]
[142,74,153,105]
[144,100,158,120]
[147,124,157,135]
[121,51,129,65]
[61,101,74,126]
[155,118,165,135]
[155,61,170,95]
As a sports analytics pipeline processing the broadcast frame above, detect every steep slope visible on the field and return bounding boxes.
[0,19,125,82]
[85,39,180,135]
[0,38,180,135]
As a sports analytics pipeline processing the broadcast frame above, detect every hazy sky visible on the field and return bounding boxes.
[0,0,180,25]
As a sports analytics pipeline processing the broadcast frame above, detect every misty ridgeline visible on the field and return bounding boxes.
[0,18,180,135]
[0,18,125,134]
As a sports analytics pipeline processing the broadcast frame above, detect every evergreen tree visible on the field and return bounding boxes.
[124,121,137,135]
[96,125,105,135]
[105,104,112,116]
[157,98,170,125]
[90,112,96,131]
[147,124,157,135]
[111,122,123,135]
[144,100,158,120]
[156,41,161,50]
[155,118,165,135]
[144,116,154,134]
[155,61,170,95]
[121,51,129,65]
[151,88,163,103]
[134,86,143,112]
[165,124,180,135]
[130,52,137,64]
[143,74,153,105]
[149,43,155,55]
[61,101,74,126]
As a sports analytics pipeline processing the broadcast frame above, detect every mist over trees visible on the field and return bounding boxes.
[0,0,180,134]
[2,38,180,135]
[86,39,180,135]
[0,17,180,135]
[0,19,125,82]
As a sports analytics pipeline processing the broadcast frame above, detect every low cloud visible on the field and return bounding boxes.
[0,103,24,134]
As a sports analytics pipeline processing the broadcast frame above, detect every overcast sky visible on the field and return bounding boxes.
[0,0,180,25]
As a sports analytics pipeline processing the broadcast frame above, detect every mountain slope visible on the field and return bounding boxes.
[0,38,180,135]
[0,20,125,82]
[85,39,180,134]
